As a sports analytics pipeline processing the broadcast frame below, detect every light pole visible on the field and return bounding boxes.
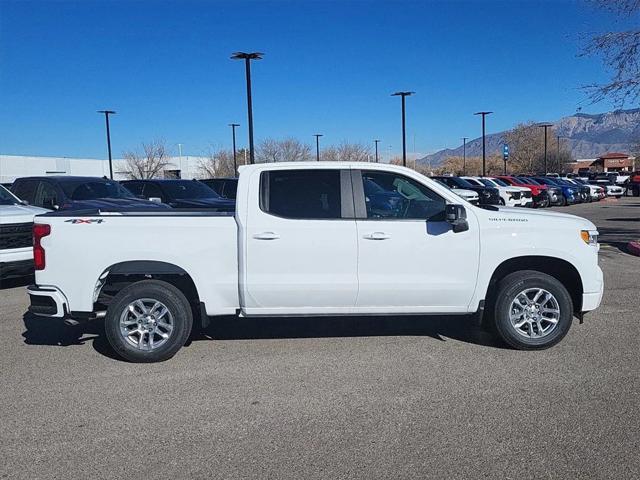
[462,137,468,175]
[374,139,380,163]
[391,91,414,166]
[231,52,263,164]
[229,123,240,175]
[474,111,492,176]
[97,110,116,179]
[537,123,553,173]
[313,134,323,161]
[177,143,183,177]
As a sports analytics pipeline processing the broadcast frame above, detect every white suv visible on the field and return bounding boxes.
[463,176,532,207]
[0,185,47,281]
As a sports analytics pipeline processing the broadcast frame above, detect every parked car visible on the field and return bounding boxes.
[568,178,605,201]
[121,179,235,211]
[589,179,625,198]
[28,162,604,362]
[530,177,579,206]
[199,178,238,200]
[462,176,526,207]
[561,178,593,202]
[626,171,640,197]
[484,177,534,207]
[433,179,479,205]
[0,185,48,280]
[11,176,170,212]
[496,176,550,208]
[431,176,500,205]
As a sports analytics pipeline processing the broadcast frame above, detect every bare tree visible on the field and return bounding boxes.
[199,149,236,178]
[122,140,171,179]
[323,142,372,162]
[581,0,640,106]
[256,138,313,163]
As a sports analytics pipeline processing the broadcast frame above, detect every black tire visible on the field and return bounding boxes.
[105,280,193,362]
[499,198,505,206]
[492,270,573,350]
[561,195,568,206]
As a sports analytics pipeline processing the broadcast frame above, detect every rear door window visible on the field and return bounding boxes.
[260,170,342,219]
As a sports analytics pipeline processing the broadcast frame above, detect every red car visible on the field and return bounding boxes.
[496,176,549,208]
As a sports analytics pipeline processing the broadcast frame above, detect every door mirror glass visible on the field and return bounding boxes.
[445,204,469,233]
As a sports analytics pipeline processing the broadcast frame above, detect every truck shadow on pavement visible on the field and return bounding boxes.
[200,314,503,348]
[22,311,504,360]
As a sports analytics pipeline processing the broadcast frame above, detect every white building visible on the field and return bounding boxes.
[0,155,207,184]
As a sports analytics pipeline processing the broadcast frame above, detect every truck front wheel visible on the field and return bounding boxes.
[104,280,193,362]
[492,271,573,350]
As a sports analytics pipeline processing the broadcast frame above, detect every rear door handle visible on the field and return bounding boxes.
[363,232,391,240]
[253,231,280,240]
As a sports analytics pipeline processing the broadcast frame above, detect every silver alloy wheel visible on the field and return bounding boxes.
[119,298,174,351]
[508,288,560,339]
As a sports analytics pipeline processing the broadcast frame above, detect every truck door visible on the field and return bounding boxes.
[243,168,358,314]
[353,169,480,312]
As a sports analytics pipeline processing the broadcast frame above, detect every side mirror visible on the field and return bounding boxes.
[19,199,29,206]
[445,204,469,233]
[148,197,162,203]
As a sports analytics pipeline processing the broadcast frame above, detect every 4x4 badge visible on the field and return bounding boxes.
[64,219,105,224]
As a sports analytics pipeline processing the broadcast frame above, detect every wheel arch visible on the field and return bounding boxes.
[94,260,208,328]
[486,256,583,314]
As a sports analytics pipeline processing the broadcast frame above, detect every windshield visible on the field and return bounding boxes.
[478,178,496,188]
[0,185,20,205]
[62,180,135,200]
[490,178,509,187]
[162,181,221,199]
[519,177,542,186]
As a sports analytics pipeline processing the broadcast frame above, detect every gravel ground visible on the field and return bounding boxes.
[1,197,639,479]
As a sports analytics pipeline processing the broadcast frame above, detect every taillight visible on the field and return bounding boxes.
[33,223,51,270]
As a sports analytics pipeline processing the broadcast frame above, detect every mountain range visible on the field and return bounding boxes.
[417,108,640,167]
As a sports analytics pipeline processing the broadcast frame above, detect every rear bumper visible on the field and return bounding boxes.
[27,285,69,318]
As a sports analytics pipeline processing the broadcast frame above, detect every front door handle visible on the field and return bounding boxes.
[253,231,280,240]
[363,232,391,240]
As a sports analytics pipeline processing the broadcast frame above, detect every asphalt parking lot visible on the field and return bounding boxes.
[1,197,639,480]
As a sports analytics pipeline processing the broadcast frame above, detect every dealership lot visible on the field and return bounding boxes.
[1,198,639,479]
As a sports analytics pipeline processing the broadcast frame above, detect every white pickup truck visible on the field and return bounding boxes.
[28,162,604,362]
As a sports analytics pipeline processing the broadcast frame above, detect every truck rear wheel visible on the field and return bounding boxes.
[104,280,193,362]
[492,271,573,350]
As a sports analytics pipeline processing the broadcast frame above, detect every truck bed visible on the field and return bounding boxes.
[34,210,239,315]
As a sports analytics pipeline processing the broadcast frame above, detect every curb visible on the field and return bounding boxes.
[628,241,640,257]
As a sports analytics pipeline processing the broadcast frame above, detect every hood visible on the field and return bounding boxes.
[169,197,235,210]
[68,197,171,211]
[491,206,596,230]
[0,203,49,223]
[453,188,478,197]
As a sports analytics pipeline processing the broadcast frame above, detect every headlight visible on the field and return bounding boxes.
[580,230,598,246]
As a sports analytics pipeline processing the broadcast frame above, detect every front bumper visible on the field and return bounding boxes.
[27,285,69,318]
[0,259,34,281]
[582,266,604,312]
[0,247,35,280]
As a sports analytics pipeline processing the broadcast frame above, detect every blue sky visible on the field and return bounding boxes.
[0,0,626,159]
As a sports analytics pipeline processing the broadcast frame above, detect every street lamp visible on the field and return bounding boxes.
[231,51,263,164]
[462,137,468,175]
[391,91,414,166]
[374,139,380,163]
[537,123,553,173]
[229,123,240,175]
[97,110,116,179]
[313,134,323,161]
[474,111,492,176]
